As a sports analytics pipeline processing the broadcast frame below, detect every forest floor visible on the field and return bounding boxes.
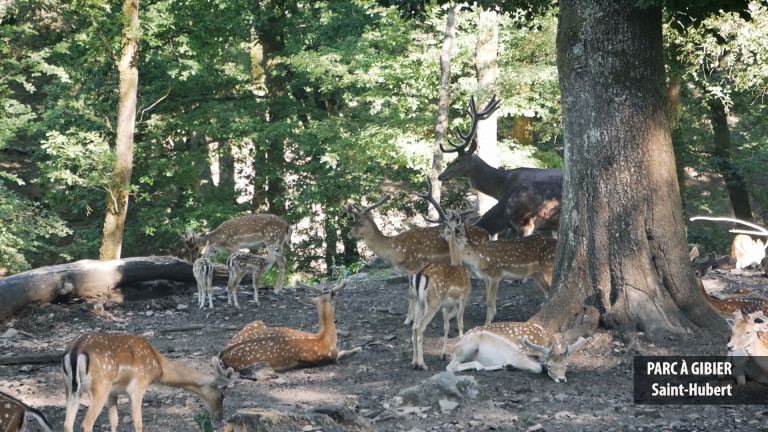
[1,264,767,432]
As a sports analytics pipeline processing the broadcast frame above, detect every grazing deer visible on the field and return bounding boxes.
[63,333,235,432]
[185,214,291,292]
[446,322,586,383]
[726,311,768,384]
[453,231,557,324]
[409,179,472,370]
[345,195,489,324]
[698,279,768,317]
[219,279,354,372]
[438,95,563,236]
[0,391,53,432]
[192,243,216,309]
[226,244,284,307]
[731,234,766,269]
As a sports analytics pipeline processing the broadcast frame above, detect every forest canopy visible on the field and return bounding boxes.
[1,0,766,276]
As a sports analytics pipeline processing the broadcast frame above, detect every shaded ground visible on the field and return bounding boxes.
[1,266,767,432]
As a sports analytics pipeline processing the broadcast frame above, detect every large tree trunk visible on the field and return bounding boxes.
[0,256,194,320]
[474,9,499,215]
[531,0,725,337]
[709,98,752,220]
[100,0,139,260]
[429,5,458,221]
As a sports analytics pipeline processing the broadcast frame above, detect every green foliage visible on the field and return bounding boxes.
[193,410,214,432]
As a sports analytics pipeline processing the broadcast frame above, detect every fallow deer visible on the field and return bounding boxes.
[446,321,586,383]
[344,194,488,324]
[731,234,766,269]
[726,311,768,384]
[226,244,283,307]
[219,279,354,372]
[409,179,472,370]
[439,95,563,236]
[453,232,557,324]
[0,391,53,432]
[698,279,768,318]
[63,333,235,432]
[690,216,768,270]
[192,242,216,309]
[185,213,291,292]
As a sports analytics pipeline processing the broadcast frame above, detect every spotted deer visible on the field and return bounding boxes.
[219,279,357,372]
[447,321,586,383]
[409,179,473,370]
[63,333,235,432]
[698,279,768,318]
[185,214,291,292]
[0,391,53,432]
[192,242,216,309]
[344,195,488,324]
[726,311,768,384]
[438,95,563,236]
[452,231,557,324]
[226,243,284,307]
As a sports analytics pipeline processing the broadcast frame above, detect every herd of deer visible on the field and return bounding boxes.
[4,97,768,431]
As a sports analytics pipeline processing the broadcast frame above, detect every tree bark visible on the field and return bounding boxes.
[429,5,458,221]
[475,8,499,215]
[100,0,139,260]
[531,0,726,337]
[513,115,533,146]
[708,98,752,220]
[0,256,194,320]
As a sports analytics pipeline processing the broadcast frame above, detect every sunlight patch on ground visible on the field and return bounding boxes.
[267,387,349,405]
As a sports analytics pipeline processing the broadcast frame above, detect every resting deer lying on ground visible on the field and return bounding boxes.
[219,279,358,372]
[726,310,768,384]
[226,244,284,307]
[345,195,488,324]
[410,179,472,370]
[447,322,586,383]
[185,214,291,292]
[0,391,53,432]
[697,279,768,317]
[192,242,216,309]
[438,95,562,237]
[453,231,557,324]
[63,333,235,432]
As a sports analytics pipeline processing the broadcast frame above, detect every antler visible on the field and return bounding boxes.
[441,94,502,155]
[344,195,392,217]
[298,278,349,294]
[413,177,448,224]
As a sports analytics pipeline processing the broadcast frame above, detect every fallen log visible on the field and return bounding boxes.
[0,256,194,320]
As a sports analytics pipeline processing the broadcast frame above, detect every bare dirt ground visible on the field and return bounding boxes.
[1,265,767,432]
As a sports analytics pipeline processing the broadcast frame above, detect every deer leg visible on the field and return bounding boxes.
[63,392,81,432]
[485,278,500,325]
[106,395,118,432]
[274,255,286,294]
[404,285,416,325]
[412,305,440,370]
[206,271,214,309]
[129,388,146,432]
[441,307,453,360]
[252,271,261,306]
[531,272,551,297]
[80,382,111,432]
[228,270,245,309]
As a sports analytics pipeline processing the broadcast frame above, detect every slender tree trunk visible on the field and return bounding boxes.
[475,9,499,215]
[708,98,752,220]
[100,0,139,261]
[531,0,725,337]
[430,5,458,220]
